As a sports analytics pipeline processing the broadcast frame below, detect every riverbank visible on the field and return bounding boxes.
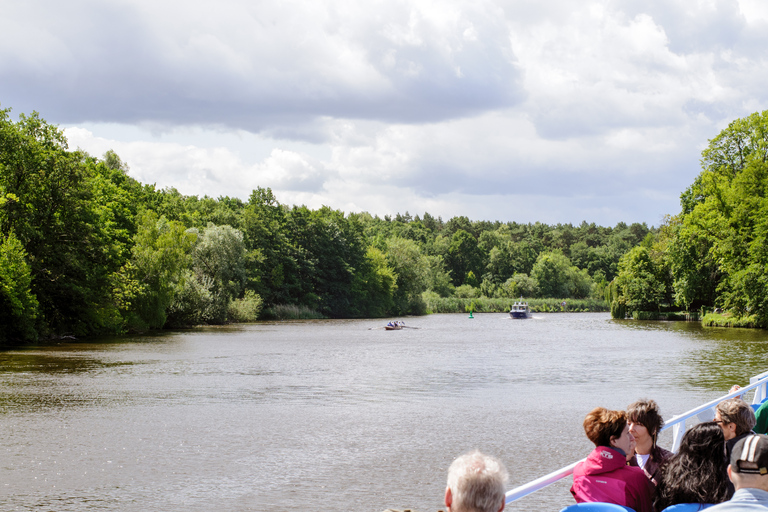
[422,295,609,314]
[702,312,760,328]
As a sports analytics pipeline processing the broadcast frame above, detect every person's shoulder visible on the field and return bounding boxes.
[654,445,674,461]
[621,465,653,487]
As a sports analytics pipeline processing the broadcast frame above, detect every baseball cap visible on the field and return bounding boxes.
[732,434,768,475]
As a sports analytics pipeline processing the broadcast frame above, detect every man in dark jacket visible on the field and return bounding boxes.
[716,398,757,496]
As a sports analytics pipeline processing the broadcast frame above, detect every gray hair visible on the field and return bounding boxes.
[717,399,757,436]
[447,451,508,512]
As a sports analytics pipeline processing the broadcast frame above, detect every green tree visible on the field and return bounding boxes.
[531,251,571,298]
[0,232,39,343]
[350,246,396,317]
[445,229,485,286]
[386,237,428,315]
[0,108,137,336]
[615,246,667,313]
[187,224,247,324]
[120,212,196,330]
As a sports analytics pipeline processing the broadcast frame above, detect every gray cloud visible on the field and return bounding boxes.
[0,0,525,136]
[5,0,768,226]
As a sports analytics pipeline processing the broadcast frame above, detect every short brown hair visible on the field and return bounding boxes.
[717,399,756,436]
[584,407,627,448]
[627,399,664,442]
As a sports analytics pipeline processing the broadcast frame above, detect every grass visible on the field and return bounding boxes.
[702,312,760,328]
[422,294,609,314]
[262,304,326,320]
[623,310,700,321]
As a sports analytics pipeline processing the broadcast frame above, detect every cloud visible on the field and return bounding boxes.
[64,127,329,197]
[6,0,768,226]
[1,0,524,134]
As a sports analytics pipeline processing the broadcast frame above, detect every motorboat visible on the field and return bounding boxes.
[509,301,531,319]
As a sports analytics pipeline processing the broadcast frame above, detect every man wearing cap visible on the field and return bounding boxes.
[708,434,768,510]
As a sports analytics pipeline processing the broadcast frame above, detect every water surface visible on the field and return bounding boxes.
[2,313,768,511]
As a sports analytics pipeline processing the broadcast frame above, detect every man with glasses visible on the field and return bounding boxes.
[716,399,758,459]
[716,398,757,496]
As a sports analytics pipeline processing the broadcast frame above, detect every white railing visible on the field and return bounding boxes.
[504,370,768,505]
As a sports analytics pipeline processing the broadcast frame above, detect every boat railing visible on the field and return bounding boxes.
[504,370,768,505]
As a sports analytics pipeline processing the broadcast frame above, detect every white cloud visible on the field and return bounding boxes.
[5,0,768,226]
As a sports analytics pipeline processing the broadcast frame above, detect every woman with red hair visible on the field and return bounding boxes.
[570,407,654,512]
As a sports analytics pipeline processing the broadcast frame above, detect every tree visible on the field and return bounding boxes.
[502,273,539,298]
[0,232,39,343]
[241,187,301,306]
[0,108,137,336]
[670,110,768,321]
[531,251,571,298]
[120,212,196,330]
[187,224,247,324]
[615,246,667,313]
[445,229,485,286]
[386,237,428,315]
[350,246,396,317]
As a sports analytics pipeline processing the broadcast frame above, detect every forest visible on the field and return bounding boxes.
[609,110,768,328]
[0,105,657,344]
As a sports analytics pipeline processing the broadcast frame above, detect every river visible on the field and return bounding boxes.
[2,313,768,512]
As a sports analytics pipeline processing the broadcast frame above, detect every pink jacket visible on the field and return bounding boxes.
[570,446,655,512]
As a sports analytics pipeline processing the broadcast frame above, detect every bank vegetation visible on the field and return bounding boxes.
[609,110,768,328]
[2,104,665,345]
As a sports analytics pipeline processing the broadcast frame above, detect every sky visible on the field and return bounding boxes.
[2,0,768,227]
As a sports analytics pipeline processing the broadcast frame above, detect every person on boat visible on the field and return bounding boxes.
[706,434,768,511]
[716,398,757,460]
[755,400,768,435]
[716,398,757,496]
[654,422,730,511]
[444,450,508,512]
[626,399,673,486]
[571,407,654,512]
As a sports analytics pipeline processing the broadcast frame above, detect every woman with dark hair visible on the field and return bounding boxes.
[571,407,654,512]
[654,422,731,511]
[627,399,673,485]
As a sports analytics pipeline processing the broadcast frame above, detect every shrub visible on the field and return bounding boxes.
[265,304,325,320]
[228,290,263,322]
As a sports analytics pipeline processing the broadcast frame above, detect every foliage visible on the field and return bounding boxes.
[188,224,247,324]
[264,304,325,320]
[228,290,263,323]
[0,103,665,344]
[701,313,759,328]
[350,246,396,318]
[121,212,196,330]
[0,232,39,343]
[607,110,768,327]
[531,251,593,298]
[445,229,485,286]
[385,237,428,315]
[615,246,668,314]
[422,293,609,314]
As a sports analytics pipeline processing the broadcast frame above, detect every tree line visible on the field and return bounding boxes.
[610,110,768,327]
[0,105,652,344]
